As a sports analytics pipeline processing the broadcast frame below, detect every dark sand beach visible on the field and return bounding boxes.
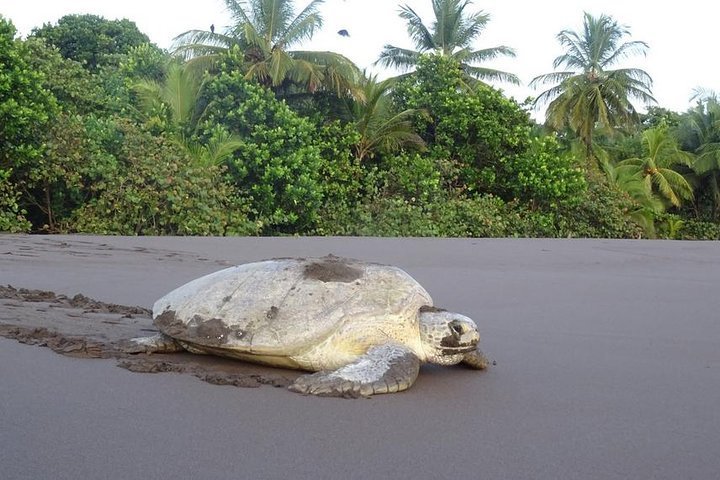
[1,235,719,479]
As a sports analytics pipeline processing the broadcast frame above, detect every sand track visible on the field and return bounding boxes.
[0,285,298,390]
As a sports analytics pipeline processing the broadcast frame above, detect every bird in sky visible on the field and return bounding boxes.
[337,29,349,37]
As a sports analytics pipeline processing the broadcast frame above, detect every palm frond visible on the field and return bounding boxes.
[432,0,477,53]
[399,4,435,51]
[529,71,575,89]
[658,168,694,200]
[375,45,422,71]
[184,55,223,76]
[554,29,589,70]
[693,146,720,174]
[163,62,200,125]
[268,48,294,87]
[453,8,491,50]
[224,0,254,27]
[603,40,649,67]
[172,30,238,59]
[202,129,244,167]
[460,45,517,63]
[462,64,520,85]
[280,0,324,47]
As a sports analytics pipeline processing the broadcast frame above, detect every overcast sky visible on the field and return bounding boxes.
[3,0,717,115]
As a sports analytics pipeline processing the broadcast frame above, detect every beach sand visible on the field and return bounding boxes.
[1,235,719,479]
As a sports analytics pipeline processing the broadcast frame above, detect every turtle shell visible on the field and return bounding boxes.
[152,256,433,356]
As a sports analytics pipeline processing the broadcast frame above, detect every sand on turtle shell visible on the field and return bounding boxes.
[302,256,364,283]
[0,285,298,389]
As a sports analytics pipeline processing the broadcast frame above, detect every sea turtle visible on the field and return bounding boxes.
[127,255,488,397]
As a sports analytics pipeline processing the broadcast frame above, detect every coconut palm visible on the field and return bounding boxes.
[347,76,426,161]
[531,13,655,165]
[678,91,720,218]
[376,0,518,85]
[600,151,664,237]
[172,0,362,98]
[615,126,694,208]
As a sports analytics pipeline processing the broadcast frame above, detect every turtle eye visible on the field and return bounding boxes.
[449,321,463,337]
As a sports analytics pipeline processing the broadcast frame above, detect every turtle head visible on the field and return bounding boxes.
[418,307,480,365]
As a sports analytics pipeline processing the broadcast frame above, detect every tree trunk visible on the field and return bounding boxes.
[583,136,602,181]
[44,182,54,232]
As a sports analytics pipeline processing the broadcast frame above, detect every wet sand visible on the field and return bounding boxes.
[1,235,719,479]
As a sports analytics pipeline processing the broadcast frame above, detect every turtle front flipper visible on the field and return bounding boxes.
[462,347,490,370]
[289,344,420,398]
[119,333,185,354]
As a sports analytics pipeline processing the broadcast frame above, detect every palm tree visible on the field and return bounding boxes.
[678,90,720,218]
[376,0,518,85]
[134,62,202,131]
[348,76,426,161]
[600,151,664,237]
[172,0,362,98]
[531,13,655,166]
[133,62,242,167]
[615,126,694,208]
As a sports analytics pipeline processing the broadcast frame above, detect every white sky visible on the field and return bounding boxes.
[3,0,717,115]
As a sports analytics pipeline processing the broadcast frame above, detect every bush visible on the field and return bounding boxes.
[336,194,519,238]
[554,182,644,238]
[312,122,375,235]
[68,122,256,235]
[677,219,720,240]
[199,72,324,233]
[0,169,31,233]
[500,135,586,208]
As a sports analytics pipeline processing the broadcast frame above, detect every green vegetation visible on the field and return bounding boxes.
[31,14,150,71]
[173,0,362,99]
[531,13,655,167]
[0,3,718,239]
[377,0,518,85]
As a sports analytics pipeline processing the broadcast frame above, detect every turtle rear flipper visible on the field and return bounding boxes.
[119,333,185,354]
[288,344,420,398]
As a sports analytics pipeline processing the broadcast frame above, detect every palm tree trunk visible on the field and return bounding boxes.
[583,135,602,180]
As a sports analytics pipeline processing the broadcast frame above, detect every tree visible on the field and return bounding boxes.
[14,38,117,231]
[133,62,244,168]
[615,126,694,208]
[376,0,518,85]
[531,13,655,166]
[677,91,720,219]
[23,37,106,115]
[31,14,151,71]
[601,153,664,237]
[134,62,202,133]
[0,17,57,231]
[173,0,362,98]
[0,17,57,167]
[393,55,530,193]
[198,71,325,232]
[346,76,426,162]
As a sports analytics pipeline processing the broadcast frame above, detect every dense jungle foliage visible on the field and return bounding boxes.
[1,1,719,239]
